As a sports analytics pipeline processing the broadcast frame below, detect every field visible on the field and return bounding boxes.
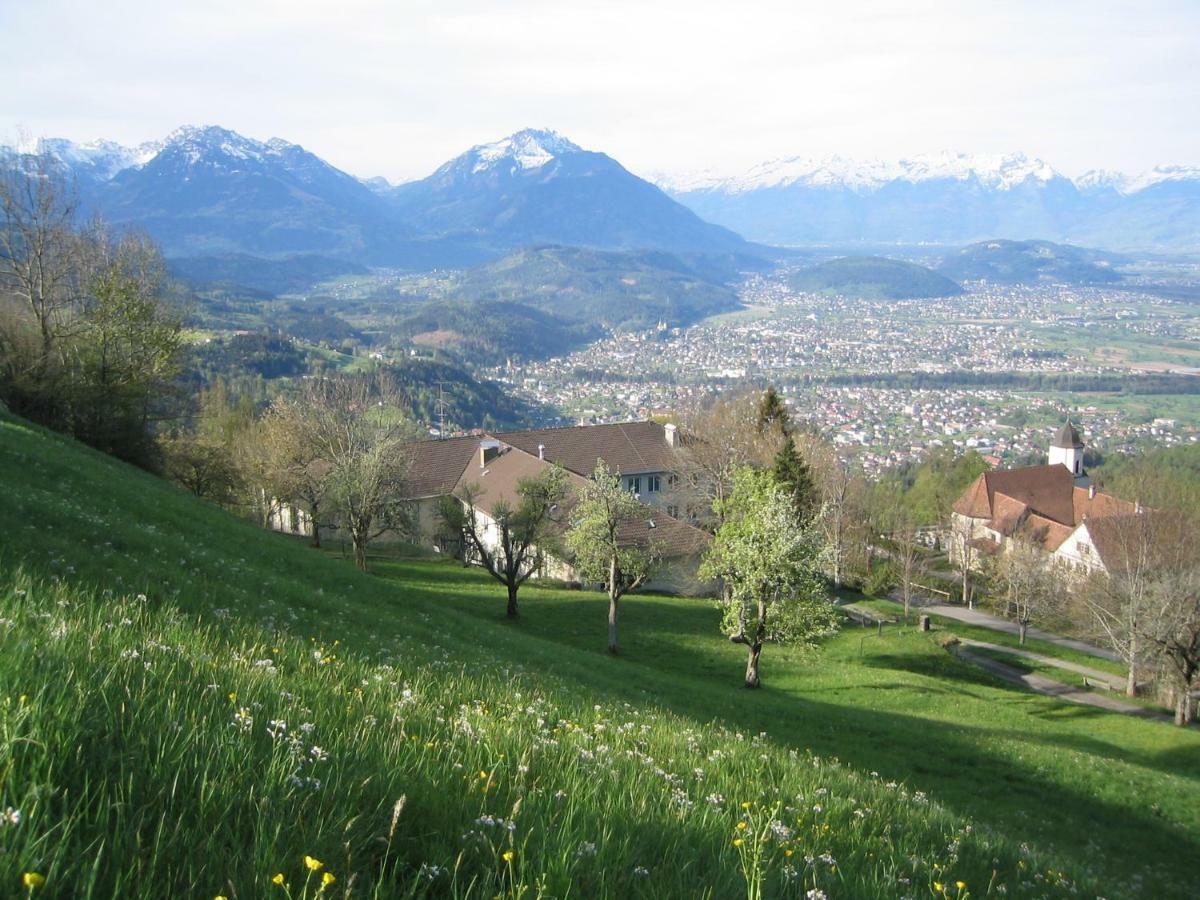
[1,411,1198,898]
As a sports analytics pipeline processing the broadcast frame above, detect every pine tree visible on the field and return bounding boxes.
[772,437,817,523]
[756,387,790,437]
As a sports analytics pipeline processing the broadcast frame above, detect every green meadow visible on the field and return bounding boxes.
[0,410,1197,898]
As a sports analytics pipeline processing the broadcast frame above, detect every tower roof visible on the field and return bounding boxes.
[1052,420,1084,449]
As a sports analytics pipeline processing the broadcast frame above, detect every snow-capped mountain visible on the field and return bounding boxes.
[657,152,1065,196]
[382,128,753,256]
[654,152,1200,251]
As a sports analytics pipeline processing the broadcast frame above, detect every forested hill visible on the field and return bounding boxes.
[788,256,965,299]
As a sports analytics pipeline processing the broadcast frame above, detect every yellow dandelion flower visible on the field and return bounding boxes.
[215,896,229,900]
[322,872,336,885]
[956,882,966,890]
[478,770,488,779]
[732,838,745,847]
[22,873,46,889]
[502,851,515,862]
[785,849,794,857]
[740,801,752,810]
[735,821,748,830]
[272,873,285,885]
[934,883,944,892]
[228,692,236,702]
[304,855,323,871]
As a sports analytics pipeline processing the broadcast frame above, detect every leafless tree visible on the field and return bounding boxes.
[892,519,926,623]
[992,530,1057,644]
[1135,566,1200,725]
[949,513,979,609]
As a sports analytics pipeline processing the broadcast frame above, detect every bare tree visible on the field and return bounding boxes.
[260,373,417,570]
[1136,566,1200,725]
[796,434,860,590]
[670,391,779,531]
[949,513,979,609]
[451,465,569,618]
[0,154,84,375]
[992,531,1057,645]
[892,519,926,623]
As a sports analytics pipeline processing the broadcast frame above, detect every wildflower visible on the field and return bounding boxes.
[736,821,748,831]
[732,838,745,847]
[272,873,285,885]
[806,891,828,900]
[22,873,45,889]
[215,896,229,900]
[935,883,945,892]
[322,872,336,886]
[2,807,21,826]
[304,855,323,871]
[632,866,650,877]
[740,801,753,810]
[502,851,515,862]
[956,882,966,890]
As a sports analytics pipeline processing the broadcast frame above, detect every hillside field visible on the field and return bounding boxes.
[0,411,1197,898]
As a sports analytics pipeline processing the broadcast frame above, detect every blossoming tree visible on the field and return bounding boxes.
[700,466,838,688]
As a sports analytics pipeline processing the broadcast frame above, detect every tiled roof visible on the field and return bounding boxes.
[955,465,1078,526]
[453,443,709,560]
[405,435,479,498]
[493,421,677,477]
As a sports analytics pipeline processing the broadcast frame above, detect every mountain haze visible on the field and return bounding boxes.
[658,153,1200,253]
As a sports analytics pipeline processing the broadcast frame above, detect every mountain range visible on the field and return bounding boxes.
[654,152,1200,253]
[8,126,760,267]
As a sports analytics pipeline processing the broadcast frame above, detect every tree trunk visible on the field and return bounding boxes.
[1126,634,1137,697]
[353,536,367,572]
[744,643,762,688]
[1018,621,1027,645]
[506,582,519,619]
[311,520,321,549]
[1175,691,1189,727]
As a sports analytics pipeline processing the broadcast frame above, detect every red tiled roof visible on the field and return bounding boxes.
[405,435,480,498]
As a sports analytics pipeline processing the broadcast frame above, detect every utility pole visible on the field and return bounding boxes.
[435,381,450,439]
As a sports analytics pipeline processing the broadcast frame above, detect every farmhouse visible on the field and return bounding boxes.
[950,421,1146,575]
[406,421,713,594]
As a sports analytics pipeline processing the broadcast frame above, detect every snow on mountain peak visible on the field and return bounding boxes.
[469,128,582,174]
[658,151,1065,195]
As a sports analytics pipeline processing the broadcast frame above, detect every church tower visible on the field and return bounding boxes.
[1048,420,1087,483]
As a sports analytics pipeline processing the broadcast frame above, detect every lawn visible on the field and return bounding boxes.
[1,410,1198,897]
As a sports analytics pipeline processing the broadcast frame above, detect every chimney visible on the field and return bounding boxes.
[478,439,501,469]
[1089,484,1097,500]
[538,443,546,460]
[664,423,677,447]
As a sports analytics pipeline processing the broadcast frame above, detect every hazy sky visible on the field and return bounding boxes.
[2,0,1197,182]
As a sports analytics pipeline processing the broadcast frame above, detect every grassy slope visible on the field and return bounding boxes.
[0,412,1197,898]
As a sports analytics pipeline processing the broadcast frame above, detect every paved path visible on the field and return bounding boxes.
[953,647,1170,722]
[908,597,1120,662]
[957,638,1125,692]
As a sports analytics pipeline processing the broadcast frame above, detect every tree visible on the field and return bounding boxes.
[756,386,790,438]
[0,154,83,383]
[796,434,860,589]
[949,513,979,609]
[1135,566,1200,725]
[700,467,837,688]
[71,228,183,464]
[454,465,569,618]
[992,531,1057,644]
[565,461,659,654]
[272,373,418,570]
[772,436,817,523]
[670,391,780,532]
[254,399,333,547]
[891,518,926,623]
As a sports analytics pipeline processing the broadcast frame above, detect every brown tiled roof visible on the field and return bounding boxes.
[955,465,1078,526]
[493,421,677,477]
[452,443,709,560]
[405,436,479,498]
[985,493,1030,536]
[1072,486,1136,522]
[1017,514,1074,552]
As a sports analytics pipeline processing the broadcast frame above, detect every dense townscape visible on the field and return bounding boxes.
[491,274,1200,472]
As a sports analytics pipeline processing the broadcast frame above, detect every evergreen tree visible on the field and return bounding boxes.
[772,437,817,523]
[756,387,790,437]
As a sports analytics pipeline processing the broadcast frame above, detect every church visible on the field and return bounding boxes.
[950,422,1145,575]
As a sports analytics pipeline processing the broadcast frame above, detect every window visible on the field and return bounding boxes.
[648,475,661,493]
[628,476,641,495]
[667,505,679,518]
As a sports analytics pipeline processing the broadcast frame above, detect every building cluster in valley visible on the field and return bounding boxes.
[489,277,1199,474]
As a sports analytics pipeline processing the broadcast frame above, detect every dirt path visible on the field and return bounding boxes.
[957,638,1125,691]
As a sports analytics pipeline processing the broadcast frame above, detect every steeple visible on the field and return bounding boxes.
[1048,420,1087,483]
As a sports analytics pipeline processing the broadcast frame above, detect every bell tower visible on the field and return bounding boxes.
[1048,420,1086,482]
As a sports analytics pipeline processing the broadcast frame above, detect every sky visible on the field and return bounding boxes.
[1,0,1197,183]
